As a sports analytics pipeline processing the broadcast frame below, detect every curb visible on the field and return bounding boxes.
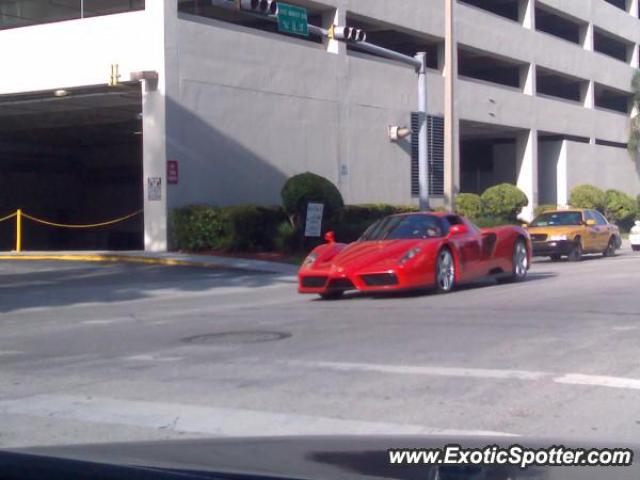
[0,254,226,270]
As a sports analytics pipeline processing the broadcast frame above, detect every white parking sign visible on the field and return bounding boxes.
[304,203,324,237]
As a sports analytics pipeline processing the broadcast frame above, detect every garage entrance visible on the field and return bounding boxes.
[460,120,527,194]
[0,84,143,251]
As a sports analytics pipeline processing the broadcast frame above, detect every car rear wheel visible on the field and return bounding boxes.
[320,291,344,300]
[435,249,455,293]
[501,239,528,283]
[567,239,583,262]
[602,237,617,257]
[550,254,562,262]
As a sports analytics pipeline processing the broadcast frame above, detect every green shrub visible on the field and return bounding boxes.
[169,205,225,251]
[604,189,636,230]
[274,221,298,253]
[534,204,558,218]
[454,193,482,220]
[281,172,344,225]
[220,205,287,252]
[569,184,605,212]
[480,184,529,222]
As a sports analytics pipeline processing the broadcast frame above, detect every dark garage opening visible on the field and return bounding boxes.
[0,85,144,251]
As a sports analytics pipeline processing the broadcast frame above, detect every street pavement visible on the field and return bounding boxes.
[1,250,640,448]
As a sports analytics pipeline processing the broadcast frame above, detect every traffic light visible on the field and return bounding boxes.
[331,25,367,43]
[239,0,278,15]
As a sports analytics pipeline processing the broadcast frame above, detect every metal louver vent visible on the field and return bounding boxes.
[411,113,444,197]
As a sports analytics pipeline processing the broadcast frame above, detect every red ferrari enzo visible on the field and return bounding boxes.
[298,212,531,299]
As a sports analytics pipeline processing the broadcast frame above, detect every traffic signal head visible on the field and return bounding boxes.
[332,26,367,43]
[239,0,278,15]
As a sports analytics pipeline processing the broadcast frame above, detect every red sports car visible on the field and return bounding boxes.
[298,212,531,299]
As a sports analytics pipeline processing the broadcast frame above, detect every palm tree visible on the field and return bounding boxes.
[630,70,640,155]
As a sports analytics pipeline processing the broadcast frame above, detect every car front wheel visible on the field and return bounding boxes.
[567,239,583,262]
[435,249,455,293]
[603,237,617,257]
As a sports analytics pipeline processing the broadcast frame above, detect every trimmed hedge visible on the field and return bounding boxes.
[454,193,482,220]
[480,183,529,222]
[170,204,286,252]
[169,205,225,251]
[569,185,605,212]
[220,205,288,252]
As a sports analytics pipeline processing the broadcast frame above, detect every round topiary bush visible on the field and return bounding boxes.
[604,189,636,228]
[281,172,344,227]
[569,185,605,212]
[480,184,529,222]
[454,193,482,220]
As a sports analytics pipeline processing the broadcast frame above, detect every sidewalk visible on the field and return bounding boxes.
[0,250,300,275]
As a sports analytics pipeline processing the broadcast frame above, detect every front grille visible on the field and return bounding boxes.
[301,276,328,288]
[531,234,548,242]
[327,278,355,290]
[361,273,399,287]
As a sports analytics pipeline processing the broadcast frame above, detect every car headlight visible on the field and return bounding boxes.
[302,253,318,268]
[549,234,568,241]
[399,247,421,265]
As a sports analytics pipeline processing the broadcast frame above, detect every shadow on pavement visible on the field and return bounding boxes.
[0,261,296,313]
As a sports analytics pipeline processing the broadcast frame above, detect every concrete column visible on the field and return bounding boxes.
[557,140,569,207]
[582,23,594,51]
[522,64,536,96]
[516,129,538,221]
[444,0,460,209]
[141,0,169,252]
[582,80,594,109]
[631,44,639,69]
[520,0,535,29]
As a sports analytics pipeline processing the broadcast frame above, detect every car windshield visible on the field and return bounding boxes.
[530,212,583,227]
[360,215,444,241]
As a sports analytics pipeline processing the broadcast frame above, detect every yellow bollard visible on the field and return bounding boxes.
[15,209,22,253]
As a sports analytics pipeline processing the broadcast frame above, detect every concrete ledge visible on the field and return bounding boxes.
[0,251,300,275]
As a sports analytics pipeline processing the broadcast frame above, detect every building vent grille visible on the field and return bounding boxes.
[411,114,444,197]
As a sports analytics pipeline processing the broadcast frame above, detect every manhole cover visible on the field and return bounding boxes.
[181,331,291,345]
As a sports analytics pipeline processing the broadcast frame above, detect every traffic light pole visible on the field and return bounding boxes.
[415,52,430,211]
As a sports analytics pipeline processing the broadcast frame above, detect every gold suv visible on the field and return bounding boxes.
[526,209,621,261]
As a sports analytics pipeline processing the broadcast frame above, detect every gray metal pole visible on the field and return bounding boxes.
[415,52,429,211]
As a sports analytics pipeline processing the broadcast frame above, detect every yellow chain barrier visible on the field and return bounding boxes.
[0,212,17,223]
[1,209,143,252]
[21,209,143,229]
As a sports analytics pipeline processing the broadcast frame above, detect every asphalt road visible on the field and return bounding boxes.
[1,251,639,448]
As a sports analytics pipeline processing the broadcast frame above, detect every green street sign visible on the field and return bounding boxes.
[277,3,309,37]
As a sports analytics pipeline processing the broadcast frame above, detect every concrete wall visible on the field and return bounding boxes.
[164,6,445,210]
[566,142,640,196]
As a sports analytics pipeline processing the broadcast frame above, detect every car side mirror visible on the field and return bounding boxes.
[585,219,596,226]
[448,224,468,236]
[324,231,336,243]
